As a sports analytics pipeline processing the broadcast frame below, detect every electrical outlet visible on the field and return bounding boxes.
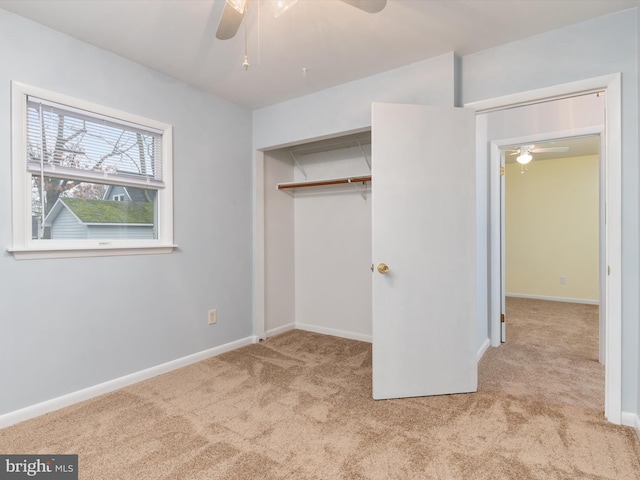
[208,309,217,325]
[560,276,567,285]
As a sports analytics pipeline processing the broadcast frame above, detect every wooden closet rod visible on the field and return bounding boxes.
[278,175,372,190]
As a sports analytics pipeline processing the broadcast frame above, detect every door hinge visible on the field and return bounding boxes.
[500,313,505,323]
[500,166,505,176]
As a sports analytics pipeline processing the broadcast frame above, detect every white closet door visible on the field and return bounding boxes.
[371,103,477,399]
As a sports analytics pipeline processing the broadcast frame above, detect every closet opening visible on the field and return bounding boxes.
[260,130,373,342]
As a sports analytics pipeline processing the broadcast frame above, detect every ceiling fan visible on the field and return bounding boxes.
[506,144,569,173]
[216,0,387,41]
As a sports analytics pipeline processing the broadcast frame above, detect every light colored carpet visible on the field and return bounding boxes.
[1,298,639,479]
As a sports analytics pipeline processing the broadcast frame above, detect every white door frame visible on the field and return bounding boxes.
[490,127,604,343]
[254,149,267,341]
[465,73,622,424]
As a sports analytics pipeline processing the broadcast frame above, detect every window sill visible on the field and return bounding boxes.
[8,244,177,260]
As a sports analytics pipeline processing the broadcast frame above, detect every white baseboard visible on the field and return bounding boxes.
[477,338,491,362]
[506,293,599,305]
[265,323,295,338]
[0,335,259,429]
[621,411,640,440]
[295,323,372,343]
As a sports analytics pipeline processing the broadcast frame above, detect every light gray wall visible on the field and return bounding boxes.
[462,8,639,415]
[0,10,253,414]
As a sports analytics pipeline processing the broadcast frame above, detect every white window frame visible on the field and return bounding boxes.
[9,81,175,259]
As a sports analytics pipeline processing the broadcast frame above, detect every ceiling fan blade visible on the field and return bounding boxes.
[531,147,569,153]
[216,1,246,40]
[339,0,387,14]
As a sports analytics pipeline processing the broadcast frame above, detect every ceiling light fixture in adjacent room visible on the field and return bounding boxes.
[516,150,533,164]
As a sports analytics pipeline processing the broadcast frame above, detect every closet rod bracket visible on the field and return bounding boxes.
[290,152,307,180]
[357,138,371,171]
[348,177,368,202]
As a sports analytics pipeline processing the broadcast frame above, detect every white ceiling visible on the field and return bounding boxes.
[0,0,636,110]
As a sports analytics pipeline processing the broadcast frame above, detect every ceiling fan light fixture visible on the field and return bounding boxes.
[516,152,532,165]
[274,0,298,17]
[227,0,247,14]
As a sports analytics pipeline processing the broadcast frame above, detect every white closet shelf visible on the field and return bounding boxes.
[277,175,372,190]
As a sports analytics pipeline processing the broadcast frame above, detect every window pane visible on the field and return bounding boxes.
[32,175,157,240]
[27,98,163,185]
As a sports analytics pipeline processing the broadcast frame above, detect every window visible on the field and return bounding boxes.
[10,82,174,259]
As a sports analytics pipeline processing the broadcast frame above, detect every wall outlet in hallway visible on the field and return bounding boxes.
[208,309,217,325]
[560,276,567,285]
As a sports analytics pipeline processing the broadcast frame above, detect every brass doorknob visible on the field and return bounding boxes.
[377,263,389,274]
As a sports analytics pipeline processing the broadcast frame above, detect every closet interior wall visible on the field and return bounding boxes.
[263,134,373,341]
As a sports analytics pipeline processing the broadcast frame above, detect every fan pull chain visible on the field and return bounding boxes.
[243,9,249,70]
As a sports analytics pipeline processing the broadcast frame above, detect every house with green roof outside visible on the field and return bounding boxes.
[43,186,155,240]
